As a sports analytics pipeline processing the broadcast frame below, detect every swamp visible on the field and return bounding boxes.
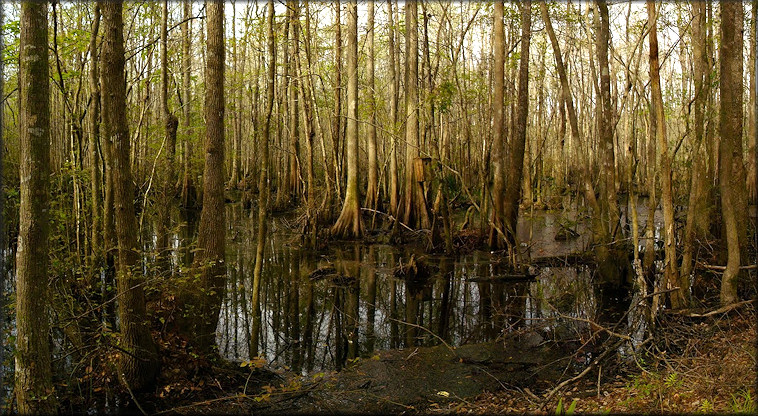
[0,1,756,414]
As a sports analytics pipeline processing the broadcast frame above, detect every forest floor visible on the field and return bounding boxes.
[436,306,757,414]
[122,301,755,415]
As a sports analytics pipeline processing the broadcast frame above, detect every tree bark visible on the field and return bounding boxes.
[401,0,431,230]
[157,0,179,270]
[681,1,710,301]
[387,0,400,218]
[101,0,159,391]
[365,1,379,212]
[331,0,363,238]
[193,0,226,352]
[88,4,103,281]
[647,1,683,308]
[489,1,506,248]
[0,4,5,405]
[719,1,748,305]
[747,0,757,204]
[251,0,275,357]
[15,3,58,412]
[596,0,620,241]
[286,1,300,204]
[180,0,193,207]
[331,3,343,201]
[502,0,531,258]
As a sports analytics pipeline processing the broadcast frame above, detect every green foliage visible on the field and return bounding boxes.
[555,397,578,416]
[663,372,683,389]
[435,80,456,114]
[698,398,714,413]
[730,390,756,414]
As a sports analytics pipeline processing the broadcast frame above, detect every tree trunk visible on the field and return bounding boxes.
[401,1,431,230]
[101,1,158,391]
[540,0,603,243]
[719,1,748,305]
[181,0,193,207]
[502,0,531,259]
[365,1,379,212]
[489,1,506,248]
[681,1,710,301]
[157,0,179,271]
[331,0,363,238]
[0,4,4,405]
[748,0,757,204]
[296,2,319,247]
[251,0,275,358]
[193,0,226,352]
[331,3,343,201]
[647,1,683,308]
[88,4,102,281]
[15,3,58,412]
[387,0,400,218]
[596,0,620,241]
[287,1,300,204]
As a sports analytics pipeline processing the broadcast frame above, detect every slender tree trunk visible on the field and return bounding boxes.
[502,0,531,260]
[719,1,748,305]
[0,3,4,404]
[489,1,506,248]
[387,0,400,218]
[681,1,710,302]
[181,0,193,207]
[647,1,683,308]
[251,0,275,357]
[596,0,620,240]
[287,1,300,204]
[540,0,603,238]
[331,0,363,238]
[296,3,318,247]
[101,1,159,390]
[89,4,102,281]
[193,0,226,352]
[365,1,379,212]
[402,1,431,230]
[681,2,712,302]
[331,3,343,201]
[157,0,179,271]
[747,0,757,203]
[15,3,57,412]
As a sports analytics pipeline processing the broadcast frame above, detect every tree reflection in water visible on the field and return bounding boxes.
[202,204,618,374]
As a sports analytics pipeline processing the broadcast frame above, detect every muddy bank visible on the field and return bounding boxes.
[259,332,572,414]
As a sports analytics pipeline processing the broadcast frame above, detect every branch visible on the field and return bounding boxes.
[666,300,754,318]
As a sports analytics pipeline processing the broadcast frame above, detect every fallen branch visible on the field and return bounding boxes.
[541,337,626,407]
[696,261,758,271]
[360,207,415,232]
[666,299,754,318]
[465,274,537,283]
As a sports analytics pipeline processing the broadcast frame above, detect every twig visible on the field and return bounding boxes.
[122,378,148,416]
[541,338,625,406]
[153,394,249,415]
[388,317,457,355]
[360,207,415,232]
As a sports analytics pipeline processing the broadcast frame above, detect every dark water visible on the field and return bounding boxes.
[0,197,663,407]
[206,203,617,374]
